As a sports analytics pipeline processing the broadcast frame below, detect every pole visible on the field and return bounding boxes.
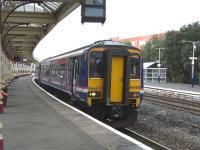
[156,48,164,83]
[158,48,160,83]
[191,42,196,88]
[183,40,199,88]
[158,48,161,64]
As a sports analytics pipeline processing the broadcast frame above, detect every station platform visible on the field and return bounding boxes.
[145,82,200,93]
[0,75,150,150]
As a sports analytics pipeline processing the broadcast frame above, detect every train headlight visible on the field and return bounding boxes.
[129,92,140,98]
[92,92,96,96]
[88,91,101,97]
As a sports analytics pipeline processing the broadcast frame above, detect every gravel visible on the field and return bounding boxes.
[131,101,200,150]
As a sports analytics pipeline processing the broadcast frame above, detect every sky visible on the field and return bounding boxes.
[33,0,200,61]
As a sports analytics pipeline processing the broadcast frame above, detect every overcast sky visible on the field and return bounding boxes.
[33,0,200,61]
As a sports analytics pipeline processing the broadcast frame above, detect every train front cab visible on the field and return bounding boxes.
[87,46,142,122]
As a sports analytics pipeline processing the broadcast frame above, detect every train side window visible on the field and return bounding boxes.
[45,70,50,76]
[90,52,104,78]
[77,60,80,75]
[60,64,65,69]
[60,70,65,79]
[130,58,140,79]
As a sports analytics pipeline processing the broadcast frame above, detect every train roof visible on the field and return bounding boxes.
[42,40,140,62]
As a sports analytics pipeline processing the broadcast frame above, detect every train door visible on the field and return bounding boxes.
[110,57,124,103]
[72,58,78,96]
[104,49,130,106]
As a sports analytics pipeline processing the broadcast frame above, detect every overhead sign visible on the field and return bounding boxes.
[81,0,106,24]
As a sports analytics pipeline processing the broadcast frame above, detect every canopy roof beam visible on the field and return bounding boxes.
[6,12,56,24]
[8,27,44,36]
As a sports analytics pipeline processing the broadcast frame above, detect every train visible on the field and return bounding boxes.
[35,40,143,127]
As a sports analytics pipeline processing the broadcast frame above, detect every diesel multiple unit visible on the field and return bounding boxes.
[36,40,143,127]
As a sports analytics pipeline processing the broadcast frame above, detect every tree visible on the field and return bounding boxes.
[179,22,200,84]
[142,35,164,62]
[142,21,200,84]
[121,40,132,46]
[162,31,183,82]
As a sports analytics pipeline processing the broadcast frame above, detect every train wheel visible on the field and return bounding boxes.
[68,97,76,106]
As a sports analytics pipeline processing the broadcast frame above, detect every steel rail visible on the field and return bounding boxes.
[145,93,200,106]
[119,128,170,150]
[145,86,200,97]
[144,93,200,116]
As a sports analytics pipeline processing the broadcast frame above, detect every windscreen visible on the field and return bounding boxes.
[130,57,141,79]
[89,52,104,78]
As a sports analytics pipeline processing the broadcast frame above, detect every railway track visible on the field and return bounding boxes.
[36,80,171,149]
[119,128,170,150]
[144,87,200,116]
[144,86,200,103]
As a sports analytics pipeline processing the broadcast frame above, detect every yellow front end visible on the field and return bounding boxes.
[87,46,142,109]
[128,49,142,108]
[129,79,141,108]
[88,78,104,107]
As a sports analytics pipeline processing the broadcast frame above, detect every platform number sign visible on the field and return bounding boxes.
[81,0,106,24]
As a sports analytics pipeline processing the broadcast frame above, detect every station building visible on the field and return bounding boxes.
[144,62,167,83]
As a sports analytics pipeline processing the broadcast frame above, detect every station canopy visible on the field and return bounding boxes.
[1,0,80,63]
